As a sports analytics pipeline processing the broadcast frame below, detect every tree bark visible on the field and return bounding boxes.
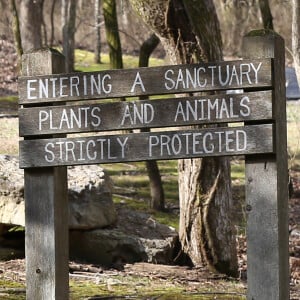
[103,0,123,69]
[94,0,102,64]
[129,0,238,277]
[20,0,43,52]
[139,33,165,211]
[292,0,300,86]
[49,0,57,47]
[62,0,77,72]
[9,0,23,69]
[258,0,273,30]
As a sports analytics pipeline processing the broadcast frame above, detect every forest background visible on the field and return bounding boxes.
[0,0,299,299]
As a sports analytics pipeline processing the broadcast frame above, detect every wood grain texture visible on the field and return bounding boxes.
[22,49,69,300]
[19,91,273,136]
[243,31,289,300]
[18,58,272,104]
[19,124,274,168]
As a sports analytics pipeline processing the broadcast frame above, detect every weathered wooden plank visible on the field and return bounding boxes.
[18,58,272,104]
[19,124,273,168]
[22,49,69,300]
[19,91,273,136]
[243,32,289,300]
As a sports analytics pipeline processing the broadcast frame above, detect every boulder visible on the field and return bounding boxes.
[70,206,179,266]
[1,155,179,266]
[0,155,116,229]
[68,164,116,230]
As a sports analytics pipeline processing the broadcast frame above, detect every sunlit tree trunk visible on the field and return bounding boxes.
[103,0,123,69]
[10,0,23,69]
[20,0,43,52]
[49,0,57,47]
[62,0,77,72]
[129,0,238,277]
[94,0,102,63]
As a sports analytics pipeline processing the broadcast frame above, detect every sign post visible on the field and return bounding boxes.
[18,31,289,300]
[243,31,289,300]
[22,49,69,300]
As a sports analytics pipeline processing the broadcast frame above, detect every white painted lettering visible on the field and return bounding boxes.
[27,79,37,100]
[164,69,176,90]
[59,77,68,97]
[149,136,160,156]
[251,62,262,84]
[131,72,145,93]
[197,67,207,87]
[117,137,128,158]
[240,63,252,85]
[45,143,55,162]
[91,107,101,127]
[240,96,251,117]
[39,110,49,131]
[236,130,247,151]
[70,76,80,97]
[39,79,49,98]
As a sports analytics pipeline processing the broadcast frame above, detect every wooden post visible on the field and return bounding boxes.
[22,49,69,300]
[243,31,289,299]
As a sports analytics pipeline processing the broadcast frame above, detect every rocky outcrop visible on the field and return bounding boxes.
[70,206,179,266]
[0,155,179,265]
[0,155,117,229]
[68,165,116,230]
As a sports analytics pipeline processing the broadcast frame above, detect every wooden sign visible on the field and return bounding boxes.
[18,58,272,104]
[19,91,272,136]
[20,124,273,168]
[19,32,289,300]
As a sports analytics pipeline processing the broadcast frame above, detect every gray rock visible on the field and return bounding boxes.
[0,155,116,229]
[0,155,24,226]
[68,164,116,230]
[70,206,179,266]
[1,155,179,265]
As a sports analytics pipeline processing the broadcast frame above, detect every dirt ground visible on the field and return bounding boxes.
[0,100,299,298]
[0,38,299,297]
[0,151,299,298]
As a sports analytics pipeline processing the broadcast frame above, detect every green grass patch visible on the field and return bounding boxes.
[0,280,25,300]
[0,96,18,103]
[105,160,179,229]
[74,49,165,73]
[231,158,245,183]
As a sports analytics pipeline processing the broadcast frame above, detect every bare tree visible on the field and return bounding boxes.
[258,0,273,30]
[49,0,57,47]
[62,0,77,72]
[129,0,238,277]
[103,0,123,69]
[94,0,102,63]
[9,0,22,69]
[20,0,43,52]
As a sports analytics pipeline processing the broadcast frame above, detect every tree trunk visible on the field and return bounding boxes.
[258,0,273,30]
[129,0,238,277]
[49,0,57,47]
[103,0,123,69]
[292,0,300,86]
[9,0,23,69]
[94,0,102,63]
[139,34,160,69]
[20,0,43,52]
[62,0,77,72]
[219,0,251,55]
[138,33,165,211]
